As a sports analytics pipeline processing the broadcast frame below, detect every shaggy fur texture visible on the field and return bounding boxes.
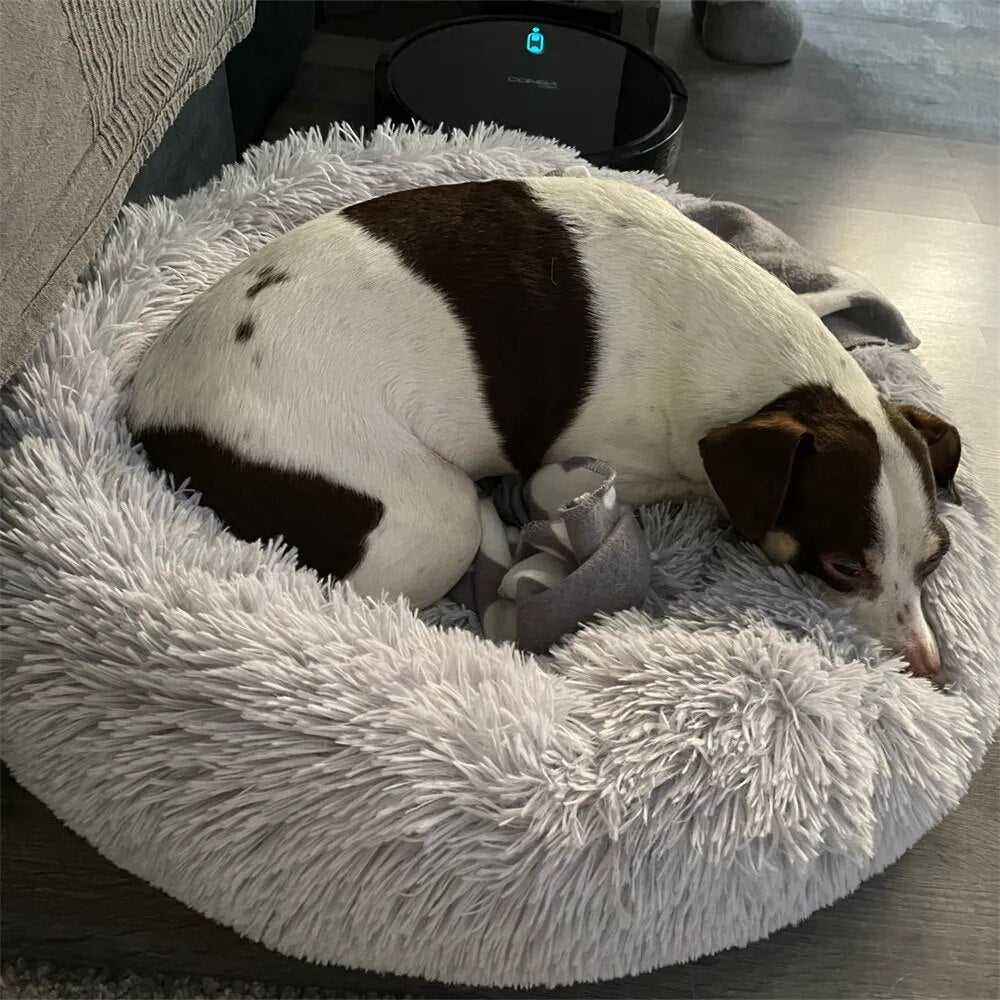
[1,125,998,989]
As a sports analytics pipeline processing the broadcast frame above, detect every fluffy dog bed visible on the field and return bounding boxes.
[2,125,998,989]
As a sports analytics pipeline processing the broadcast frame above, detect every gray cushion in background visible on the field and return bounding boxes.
[692,0,805,65]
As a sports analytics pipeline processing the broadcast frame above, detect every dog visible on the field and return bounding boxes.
[127,177,961,679]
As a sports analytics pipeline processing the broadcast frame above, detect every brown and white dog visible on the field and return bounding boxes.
[127,177,961,679]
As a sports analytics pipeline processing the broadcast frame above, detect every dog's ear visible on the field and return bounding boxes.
[896,404,961,491]
[699,413,812,540]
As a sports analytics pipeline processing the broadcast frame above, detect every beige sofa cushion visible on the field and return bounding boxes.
[1,0,254,383]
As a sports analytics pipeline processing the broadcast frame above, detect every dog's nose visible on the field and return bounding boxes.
[903,639,941,680]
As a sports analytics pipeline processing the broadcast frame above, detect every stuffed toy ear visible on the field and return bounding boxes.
[699,412,812,540]
[897,404,962,492]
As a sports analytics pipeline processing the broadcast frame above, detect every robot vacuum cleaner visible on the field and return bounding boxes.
[375,16,687,175]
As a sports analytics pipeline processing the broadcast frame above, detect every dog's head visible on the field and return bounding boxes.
[699,385,960,681]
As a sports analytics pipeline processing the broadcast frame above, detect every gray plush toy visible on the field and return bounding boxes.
[692,0,804,65]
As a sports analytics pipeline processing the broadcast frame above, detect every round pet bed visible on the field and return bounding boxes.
[2,125,998,989]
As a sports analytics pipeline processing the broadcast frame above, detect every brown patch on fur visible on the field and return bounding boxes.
[880,401,956,574]
[342,180,597,477]
[883,400,960,495]
[235,317,255,343]
[701,384,882,592]
[699,411,811,542]
[247,265,289,299]
[136,426,384,580]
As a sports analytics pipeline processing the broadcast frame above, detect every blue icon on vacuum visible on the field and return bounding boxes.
[526,25,545,54]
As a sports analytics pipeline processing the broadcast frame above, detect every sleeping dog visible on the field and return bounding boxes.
[127,177,961,679]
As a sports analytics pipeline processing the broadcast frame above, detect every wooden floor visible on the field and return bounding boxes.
[5,2,998,998]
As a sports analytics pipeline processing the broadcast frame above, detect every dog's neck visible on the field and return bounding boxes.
[645,263,887,491]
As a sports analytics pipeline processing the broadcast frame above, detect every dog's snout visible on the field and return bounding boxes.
[902,637,940,680]
[889,595,942,682]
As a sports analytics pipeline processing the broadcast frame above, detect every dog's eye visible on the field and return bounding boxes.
[820,555,868,588]
[917,551,944,581]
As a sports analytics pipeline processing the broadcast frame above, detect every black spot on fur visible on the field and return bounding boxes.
[134,426,384,580]
[342,180,598,477]
[247,265,289,299]
[235,317,255,343]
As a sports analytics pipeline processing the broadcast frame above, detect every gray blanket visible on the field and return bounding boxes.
[451,199,918,652]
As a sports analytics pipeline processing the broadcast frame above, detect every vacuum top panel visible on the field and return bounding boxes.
[381,17,685,162]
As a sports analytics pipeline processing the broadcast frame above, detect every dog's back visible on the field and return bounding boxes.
[129,177,852,491]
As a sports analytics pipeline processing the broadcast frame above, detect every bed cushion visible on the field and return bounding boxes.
[1,124,997,989]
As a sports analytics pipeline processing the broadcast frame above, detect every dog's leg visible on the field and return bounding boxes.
[133,423,480,608]
[348,451,482,609]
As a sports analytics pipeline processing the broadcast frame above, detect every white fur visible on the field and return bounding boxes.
[127,175,940,654]
[528,179,879,498]
[129,212,492,604]
[849,437,943,672]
